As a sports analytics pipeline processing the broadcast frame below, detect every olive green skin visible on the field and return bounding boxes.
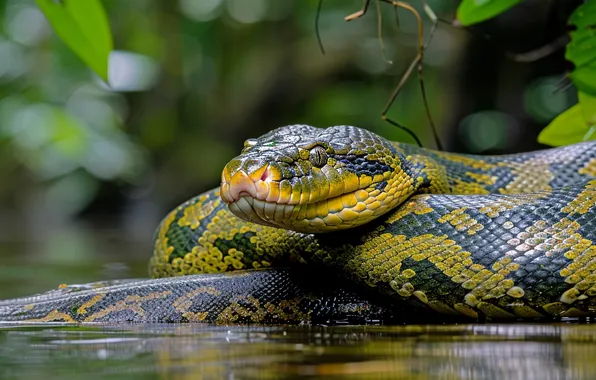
[151,128,596,321]
[1,124,596,323]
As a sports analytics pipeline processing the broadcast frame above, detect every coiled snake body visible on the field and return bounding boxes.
[2,125,596,323]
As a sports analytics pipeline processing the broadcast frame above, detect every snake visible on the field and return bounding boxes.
[2,124,596,324]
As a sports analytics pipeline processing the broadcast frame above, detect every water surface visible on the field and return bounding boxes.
[2,323,596,379]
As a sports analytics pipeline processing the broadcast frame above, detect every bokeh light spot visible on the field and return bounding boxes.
[5,5,48,46]
[524,76,575,123]
[179,0,223,22]
[226,0,267,24]
[108,51,159,92]
[459,110,518,152]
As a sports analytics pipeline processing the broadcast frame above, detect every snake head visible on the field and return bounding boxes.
[221,125,416,233]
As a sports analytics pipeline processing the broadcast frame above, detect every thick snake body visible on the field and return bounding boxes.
[2,125,596,323]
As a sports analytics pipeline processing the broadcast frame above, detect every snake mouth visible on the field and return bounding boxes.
[220,165,406,233]
[220,166,300,228]
[221,174,288,228]
[227,197,298,227]
[220,166,283,205]
[225,192,366,233]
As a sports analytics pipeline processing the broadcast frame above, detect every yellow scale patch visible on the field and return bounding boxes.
[451,180,491,195]
[428,153,497,195]
[498,159,554,194]
[555,219,596,302]
[450,172,496,195]
[561,180,596,216]
[437,207,483,235]
[25,310,76,323]
[214,296,307,324]
[579,158,596,177]
[83,291,172,322]
[451,172,497,194]
[385,195,434,224]
[478,193,545,218]
[434,152,497,170]
[465,172,497,186]
[178,194,222,229]
[172,287,221,322]
[77,294,105,315]
[409,155,451,194]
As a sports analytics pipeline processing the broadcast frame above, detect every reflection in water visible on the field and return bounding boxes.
[1,323,596,379]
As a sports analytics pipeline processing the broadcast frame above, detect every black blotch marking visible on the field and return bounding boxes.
[165,194,229,262]
[400,257,467,301]
[335,156,392,177]
[213,232,257,257]
[165,206,197,262]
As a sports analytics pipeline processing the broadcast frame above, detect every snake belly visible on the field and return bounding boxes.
[2,124,596,323]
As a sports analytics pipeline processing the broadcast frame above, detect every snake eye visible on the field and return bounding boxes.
[309,146,328,168]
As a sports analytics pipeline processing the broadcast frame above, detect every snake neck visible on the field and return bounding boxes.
[393,143,451,197]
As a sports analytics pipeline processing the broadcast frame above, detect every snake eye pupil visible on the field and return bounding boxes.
[309,146,328,168]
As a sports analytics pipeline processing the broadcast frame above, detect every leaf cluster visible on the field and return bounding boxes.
[457,0,596,146]
[37,0,596,146]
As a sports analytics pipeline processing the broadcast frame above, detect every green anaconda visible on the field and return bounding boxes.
[2,125,596,324]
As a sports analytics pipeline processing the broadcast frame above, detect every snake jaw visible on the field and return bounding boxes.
[222,166,412,233]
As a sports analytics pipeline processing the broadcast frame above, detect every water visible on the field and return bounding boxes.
[3,228,596,379]
[2,323,596,379]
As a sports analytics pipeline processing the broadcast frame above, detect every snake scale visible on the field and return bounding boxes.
[2,125,596,324]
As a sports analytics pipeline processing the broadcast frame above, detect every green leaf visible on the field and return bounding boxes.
[568,0,596,29]
[538,105,586,146]
[538,93,596,146]
[35,0,113,82]
[579,91,596,126]
[456,0,526,26]
[566,0,596,96]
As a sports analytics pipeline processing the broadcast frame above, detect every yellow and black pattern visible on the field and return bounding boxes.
[308,181,596,319]
[150,189,312,278]
[0,269,397,324]
[2,124,596,323]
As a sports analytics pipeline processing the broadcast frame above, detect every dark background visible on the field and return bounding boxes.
[0,0,582,296]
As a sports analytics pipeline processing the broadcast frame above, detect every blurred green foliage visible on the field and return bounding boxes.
[37,0,596,155]
[538,92,596,146]
[457,0,595,146]
[539,0,596,145]
[35,0,112,81]
[456,0,525,26]
[0,0,461,225]
[0,0,587,239]
[566,0,596,97]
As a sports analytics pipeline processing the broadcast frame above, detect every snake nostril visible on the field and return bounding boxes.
[260,169,270,182]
